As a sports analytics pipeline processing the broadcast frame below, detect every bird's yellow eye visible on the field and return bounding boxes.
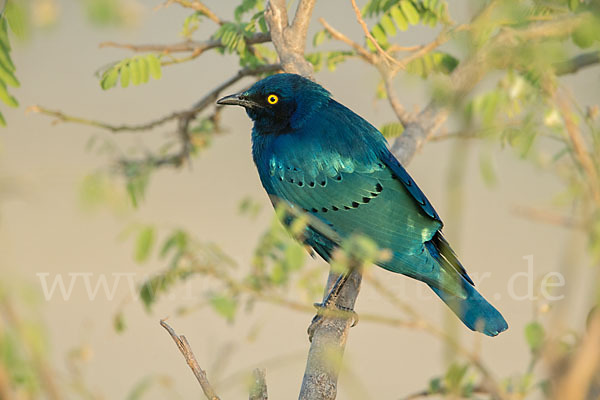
[267,94,279,105]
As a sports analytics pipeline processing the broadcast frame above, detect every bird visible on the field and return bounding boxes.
[217,73,508,337]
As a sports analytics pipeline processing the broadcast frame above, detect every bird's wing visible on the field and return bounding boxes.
[264,147,467,298]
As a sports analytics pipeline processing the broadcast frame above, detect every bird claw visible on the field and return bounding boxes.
[307,302,359,342]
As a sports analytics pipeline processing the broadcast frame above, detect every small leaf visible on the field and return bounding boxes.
[400,1,420,25]
[0,62,18,87]
[129,58,141,85]
[135,226,155,263]
[525,321,545,352]
[146,54,162,80]
[313,30,327,47]
[138,56,149,83]
[380,122,404,138]
[100,68,119,90]
[390,5,408,31]
[113,312,126,333]
[0,81,18,107]
[568,0,579,11]
[4,0,28,39]
[380,14,396,36]
[371,23,388,47]
[284,243,305,271]
[120,64,130,88]
[210,294,237,322]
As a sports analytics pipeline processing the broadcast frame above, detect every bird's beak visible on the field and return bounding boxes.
[216,92,261,109]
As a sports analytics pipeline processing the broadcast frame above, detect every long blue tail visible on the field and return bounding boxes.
[429,281,508,337]
[425,233,508,337]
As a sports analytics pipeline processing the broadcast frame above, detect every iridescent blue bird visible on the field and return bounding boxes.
[217,73,508,336]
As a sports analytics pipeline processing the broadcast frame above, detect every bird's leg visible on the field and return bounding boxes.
[307,269,359,341]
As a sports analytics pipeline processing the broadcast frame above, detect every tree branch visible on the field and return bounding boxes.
[264,0,315,77]
[29,64,280,133]
[554,50,600,75]
[349,0,402,69]
[249,368,269,400]
[166,0,223,25]
[99,32,271,55]
[299,267,363,400]
[160,319,221,400]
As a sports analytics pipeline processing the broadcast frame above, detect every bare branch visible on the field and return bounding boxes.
[29,64,281,133]
[99,32,271,55]
[349,0,402,69]
[249,368,268,400]
[299,268,363,400]
[554,90,600,205]
[553,313,600,400]
[290,0,317,49]
[265,0,315,77]
[512,205,586,230]
[554,50,600,75]
[167,0,223,25]
[160,319,221,400]
[318,18,376,64]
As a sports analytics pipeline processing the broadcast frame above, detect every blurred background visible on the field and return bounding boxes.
[1,0,599,399]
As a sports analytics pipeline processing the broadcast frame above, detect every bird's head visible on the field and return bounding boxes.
[217,73,331,134]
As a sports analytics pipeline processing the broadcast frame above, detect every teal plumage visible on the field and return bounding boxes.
[218,73,508,336]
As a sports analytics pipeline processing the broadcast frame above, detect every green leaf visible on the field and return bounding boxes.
[525,321,545,352]
[572,21,599,49]
[0,61,18,87]
[445,363,468,391]
[113,311,126,333]
[160,230,188,259]
[0,80,18,107]
[120,64,130,88]
[313,30,328,46]
[4,0,28,39]
[380,122,404,138]
[147,54,162,80]
[129,58,141,85]
[284,243,305,271]
[0,111,6,127]
[210,294,237,322]
[138,56,149,83]
[389,5,408,31]
[380,14,396,36]
[135,226,155,263]
[100,67,119,90]
[568,0,578,11]
[371,23,388,47]
[400,1,420,25]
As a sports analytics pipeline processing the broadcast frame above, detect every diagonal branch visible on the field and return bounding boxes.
[160,319,221,400]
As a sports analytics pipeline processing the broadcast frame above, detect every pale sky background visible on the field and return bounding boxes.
[1,1,599,399]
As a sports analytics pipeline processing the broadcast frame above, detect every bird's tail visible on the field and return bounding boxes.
[429,281,508,337]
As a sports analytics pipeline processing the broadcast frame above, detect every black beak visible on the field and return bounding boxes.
[216,92,261,109]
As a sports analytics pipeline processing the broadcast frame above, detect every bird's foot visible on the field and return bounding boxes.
[307,302,359,342]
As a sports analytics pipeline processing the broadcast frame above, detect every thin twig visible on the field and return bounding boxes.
[512,205,586,230]
[554,91,600,205]
[100,32,271,55]
[554,50,600,75]
[349,0,403,68]
[168,0,223,25]
[160,319,221,400]
[318,18,376,64]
